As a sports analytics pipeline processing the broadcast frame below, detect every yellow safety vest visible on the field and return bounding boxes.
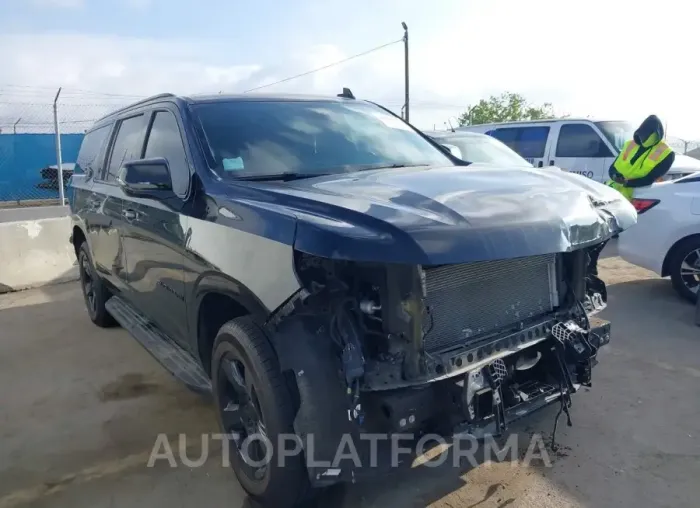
[606,140,673,200]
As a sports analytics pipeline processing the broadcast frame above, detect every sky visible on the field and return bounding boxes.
[0,0,698,139]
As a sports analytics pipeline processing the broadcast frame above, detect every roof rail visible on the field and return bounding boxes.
[97,92,176,122]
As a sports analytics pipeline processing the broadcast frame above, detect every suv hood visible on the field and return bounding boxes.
[242,164,637,264]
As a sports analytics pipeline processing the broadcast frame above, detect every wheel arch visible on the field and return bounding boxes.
[662,233,700,277]
[191,272,270,375]
[71,224,88,258]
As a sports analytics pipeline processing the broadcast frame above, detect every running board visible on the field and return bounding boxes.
[105,296,212,394]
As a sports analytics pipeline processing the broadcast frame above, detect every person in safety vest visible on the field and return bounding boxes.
[606,115,675,200]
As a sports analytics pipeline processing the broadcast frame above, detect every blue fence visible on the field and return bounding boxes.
[0,133,84,202]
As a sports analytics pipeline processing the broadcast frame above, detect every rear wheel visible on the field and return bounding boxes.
[668,236,700,303]
[78,243,116,327]
[212,317,312,508]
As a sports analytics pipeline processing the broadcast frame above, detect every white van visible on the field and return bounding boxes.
[459,119,700,183]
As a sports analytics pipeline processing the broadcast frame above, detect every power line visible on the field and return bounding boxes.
[242,39,403,94]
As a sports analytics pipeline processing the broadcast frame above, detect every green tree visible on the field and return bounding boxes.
[458,92,556,126]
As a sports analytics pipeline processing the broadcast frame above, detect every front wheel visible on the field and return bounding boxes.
[668,236,700,303]
[211,317,313,508]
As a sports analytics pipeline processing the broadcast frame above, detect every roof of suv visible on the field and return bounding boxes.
[184,92,357,103]
[96,92,360,125]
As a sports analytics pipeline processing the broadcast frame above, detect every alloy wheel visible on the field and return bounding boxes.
[217,354,269,482]
[80,254,97,314]
[680,249,700,294]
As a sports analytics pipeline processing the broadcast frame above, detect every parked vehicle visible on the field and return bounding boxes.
[69,91,635,508]
[36,163,76,190]
[424,130,535,167]
[460,119,700,182]
[618,174,700,302]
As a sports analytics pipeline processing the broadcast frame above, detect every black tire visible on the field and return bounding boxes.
[668,236,700,303]
[77,242,117,327]
[212,317,312,508]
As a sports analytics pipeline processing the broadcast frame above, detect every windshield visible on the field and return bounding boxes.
[192,100,452,179]
[436,134,532,167]
[595,121,635,152]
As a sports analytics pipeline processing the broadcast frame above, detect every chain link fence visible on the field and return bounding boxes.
[0,96,131,207]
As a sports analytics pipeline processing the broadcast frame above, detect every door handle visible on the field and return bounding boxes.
[123,209,138,221]
[537,161,544,168]
[549,160,555,166]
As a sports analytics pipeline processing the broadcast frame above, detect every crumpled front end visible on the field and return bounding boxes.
[259,167,633,486]
[267,240,613,486]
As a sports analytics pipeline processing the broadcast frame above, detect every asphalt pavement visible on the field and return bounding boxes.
[0,255,698,508]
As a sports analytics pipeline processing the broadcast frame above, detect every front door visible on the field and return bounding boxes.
[120,108,191,346]
[547,122,615,183]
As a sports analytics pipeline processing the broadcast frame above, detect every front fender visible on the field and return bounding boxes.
[270,315,360,485]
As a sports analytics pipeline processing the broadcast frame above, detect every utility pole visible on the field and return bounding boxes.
[402,22,409,123]
[53,87,65,206]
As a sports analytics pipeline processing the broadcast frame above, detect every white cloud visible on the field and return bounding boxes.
[2,0,698,139]
[0,33,261,96]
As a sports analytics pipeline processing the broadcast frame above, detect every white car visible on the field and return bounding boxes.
[618,175,700,301]
[426,130,560,169]
[459,119,700,183]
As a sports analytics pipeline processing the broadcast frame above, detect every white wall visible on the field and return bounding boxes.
[0,216,78,293]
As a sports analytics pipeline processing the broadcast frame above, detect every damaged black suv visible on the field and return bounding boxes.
[69,90,636,508]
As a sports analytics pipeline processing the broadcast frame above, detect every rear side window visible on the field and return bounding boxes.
[76,125,110,177]
[144,111,189,196]
[490,127,550,158]
[105,115,147,182]
[556,124,612,157]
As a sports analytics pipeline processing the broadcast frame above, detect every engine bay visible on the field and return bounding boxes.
[269,244,610,447]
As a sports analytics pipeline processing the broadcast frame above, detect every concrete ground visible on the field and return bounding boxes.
[0,253,699,508]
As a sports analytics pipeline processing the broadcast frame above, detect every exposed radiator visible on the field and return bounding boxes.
[423,254,558,352]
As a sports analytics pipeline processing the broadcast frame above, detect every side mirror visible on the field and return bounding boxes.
[441,143,463,160]
[117,158,174,199]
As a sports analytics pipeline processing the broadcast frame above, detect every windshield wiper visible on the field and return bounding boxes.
[229,164,430,181]
[231,172,330,182]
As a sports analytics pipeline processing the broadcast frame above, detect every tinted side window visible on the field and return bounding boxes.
[76,125,110,177]
[490,127,549,159]
[105,115,147,182]
[556,124,611,157]
[144,111,189,196]
[517,127,549,158]
[490,128,519,149]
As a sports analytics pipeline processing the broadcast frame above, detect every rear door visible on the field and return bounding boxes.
[488,125,550,168]
[120,107,191,345]
[92,114,148,289]
[548,122,615,182]
[73,124,112,273]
